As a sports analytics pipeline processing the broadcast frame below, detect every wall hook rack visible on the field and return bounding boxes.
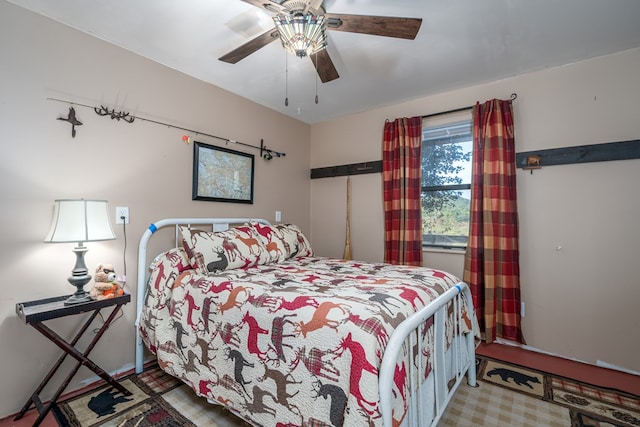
[47,97,286,159]
[517,139,640,171]
[310,160,382,179]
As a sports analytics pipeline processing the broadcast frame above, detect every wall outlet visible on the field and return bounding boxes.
[116,207,129,224]
[275,210,282,223]
[521,302,526,317]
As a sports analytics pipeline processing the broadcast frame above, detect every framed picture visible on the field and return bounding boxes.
[192,141,255,204]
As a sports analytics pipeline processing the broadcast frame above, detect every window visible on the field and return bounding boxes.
[421,113,473,249]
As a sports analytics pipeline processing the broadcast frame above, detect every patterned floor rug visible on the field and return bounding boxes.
[53,365,251,427]
[53,358,640,426]
[440,357,640,427]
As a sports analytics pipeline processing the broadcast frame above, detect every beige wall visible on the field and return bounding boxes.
[311,49,640,373]
[0,2,310,417]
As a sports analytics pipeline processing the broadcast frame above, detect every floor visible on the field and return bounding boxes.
[2,343,638,427]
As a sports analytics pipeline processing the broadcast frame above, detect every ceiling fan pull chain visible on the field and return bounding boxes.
[285,52,289,107]
[314,54,319,104]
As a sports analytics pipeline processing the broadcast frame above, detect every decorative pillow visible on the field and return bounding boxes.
[252,222,313,262]
[179,225,269,274]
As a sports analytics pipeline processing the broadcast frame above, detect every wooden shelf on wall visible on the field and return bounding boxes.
[310,140,639,179]
[516,139,640,169]
[310,160,382,179]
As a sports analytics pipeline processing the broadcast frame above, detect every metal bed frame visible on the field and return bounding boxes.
[135,218,476,427]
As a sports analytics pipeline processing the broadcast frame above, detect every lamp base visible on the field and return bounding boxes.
[64,290,93,305]
[64,244,93,306]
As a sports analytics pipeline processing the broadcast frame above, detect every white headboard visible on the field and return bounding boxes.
[135,217,271,372]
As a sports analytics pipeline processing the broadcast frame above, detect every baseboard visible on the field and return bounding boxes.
[79,357,158,387]
[494,338,640,377]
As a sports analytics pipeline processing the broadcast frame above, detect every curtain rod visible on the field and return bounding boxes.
[421,93,517,119]
[46,97,286,158]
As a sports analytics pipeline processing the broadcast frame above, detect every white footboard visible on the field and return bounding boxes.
[379,283,477,427]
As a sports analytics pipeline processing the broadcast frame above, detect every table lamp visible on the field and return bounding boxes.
[44,199,116,305]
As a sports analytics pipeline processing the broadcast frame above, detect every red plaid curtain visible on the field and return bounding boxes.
[463,99,525,344]
[382,117,423,266]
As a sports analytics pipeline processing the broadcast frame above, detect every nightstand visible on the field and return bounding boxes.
[14,294,131,426]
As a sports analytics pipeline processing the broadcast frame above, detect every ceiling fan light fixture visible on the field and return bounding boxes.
[273,12,327,58]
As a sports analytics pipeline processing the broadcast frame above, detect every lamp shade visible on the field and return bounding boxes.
[44,199,116,243]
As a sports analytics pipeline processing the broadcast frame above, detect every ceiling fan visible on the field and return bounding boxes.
[219,0,423,83]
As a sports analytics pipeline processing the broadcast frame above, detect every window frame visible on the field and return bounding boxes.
[421,112,473,250]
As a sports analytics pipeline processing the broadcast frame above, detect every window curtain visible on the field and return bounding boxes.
[382,117,423,266]
[463,99,525,344]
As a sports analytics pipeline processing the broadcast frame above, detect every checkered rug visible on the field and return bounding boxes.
[53,358,640,426]
[440,357,640,426]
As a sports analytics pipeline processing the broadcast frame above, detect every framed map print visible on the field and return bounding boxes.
[192,141,255,203]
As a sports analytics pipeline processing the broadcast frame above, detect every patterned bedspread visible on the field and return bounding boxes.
[139,248,475,427]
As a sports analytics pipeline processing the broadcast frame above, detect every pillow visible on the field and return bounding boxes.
[252,222,313,262]
[179,225,269,274]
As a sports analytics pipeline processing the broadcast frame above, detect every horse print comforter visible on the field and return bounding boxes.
[139,248,476,427]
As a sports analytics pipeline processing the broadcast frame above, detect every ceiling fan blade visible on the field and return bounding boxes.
[239,0,286,14]
[325,13,422,40]
[219,28,280,64]
[311,49,339,83]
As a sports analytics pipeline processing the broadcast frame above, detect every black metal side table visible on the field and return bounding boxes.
[14,293,132,426]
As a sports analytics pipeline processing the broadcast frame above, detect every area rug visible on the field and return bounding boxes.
[52,365,251,427]
[439,357,640,427]
[53,358,640,426]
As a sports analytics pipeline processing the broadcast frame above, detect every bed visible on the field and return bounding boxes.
[135,218,479,427]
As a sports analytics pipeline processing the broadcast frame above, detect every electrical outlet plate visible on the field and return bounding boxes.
[116,207,129,224]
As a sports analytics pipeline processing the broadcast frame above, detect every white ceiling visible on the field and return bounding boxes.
[8,0,640,124]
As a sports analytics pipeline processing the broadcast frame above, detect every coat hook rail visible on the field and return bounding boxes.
[516,139,640,170]
[46,97,286,159]
[310,160,382,179]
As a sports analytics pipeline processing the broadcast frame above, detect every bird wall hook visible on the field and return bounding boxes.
[57,106,83,137]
